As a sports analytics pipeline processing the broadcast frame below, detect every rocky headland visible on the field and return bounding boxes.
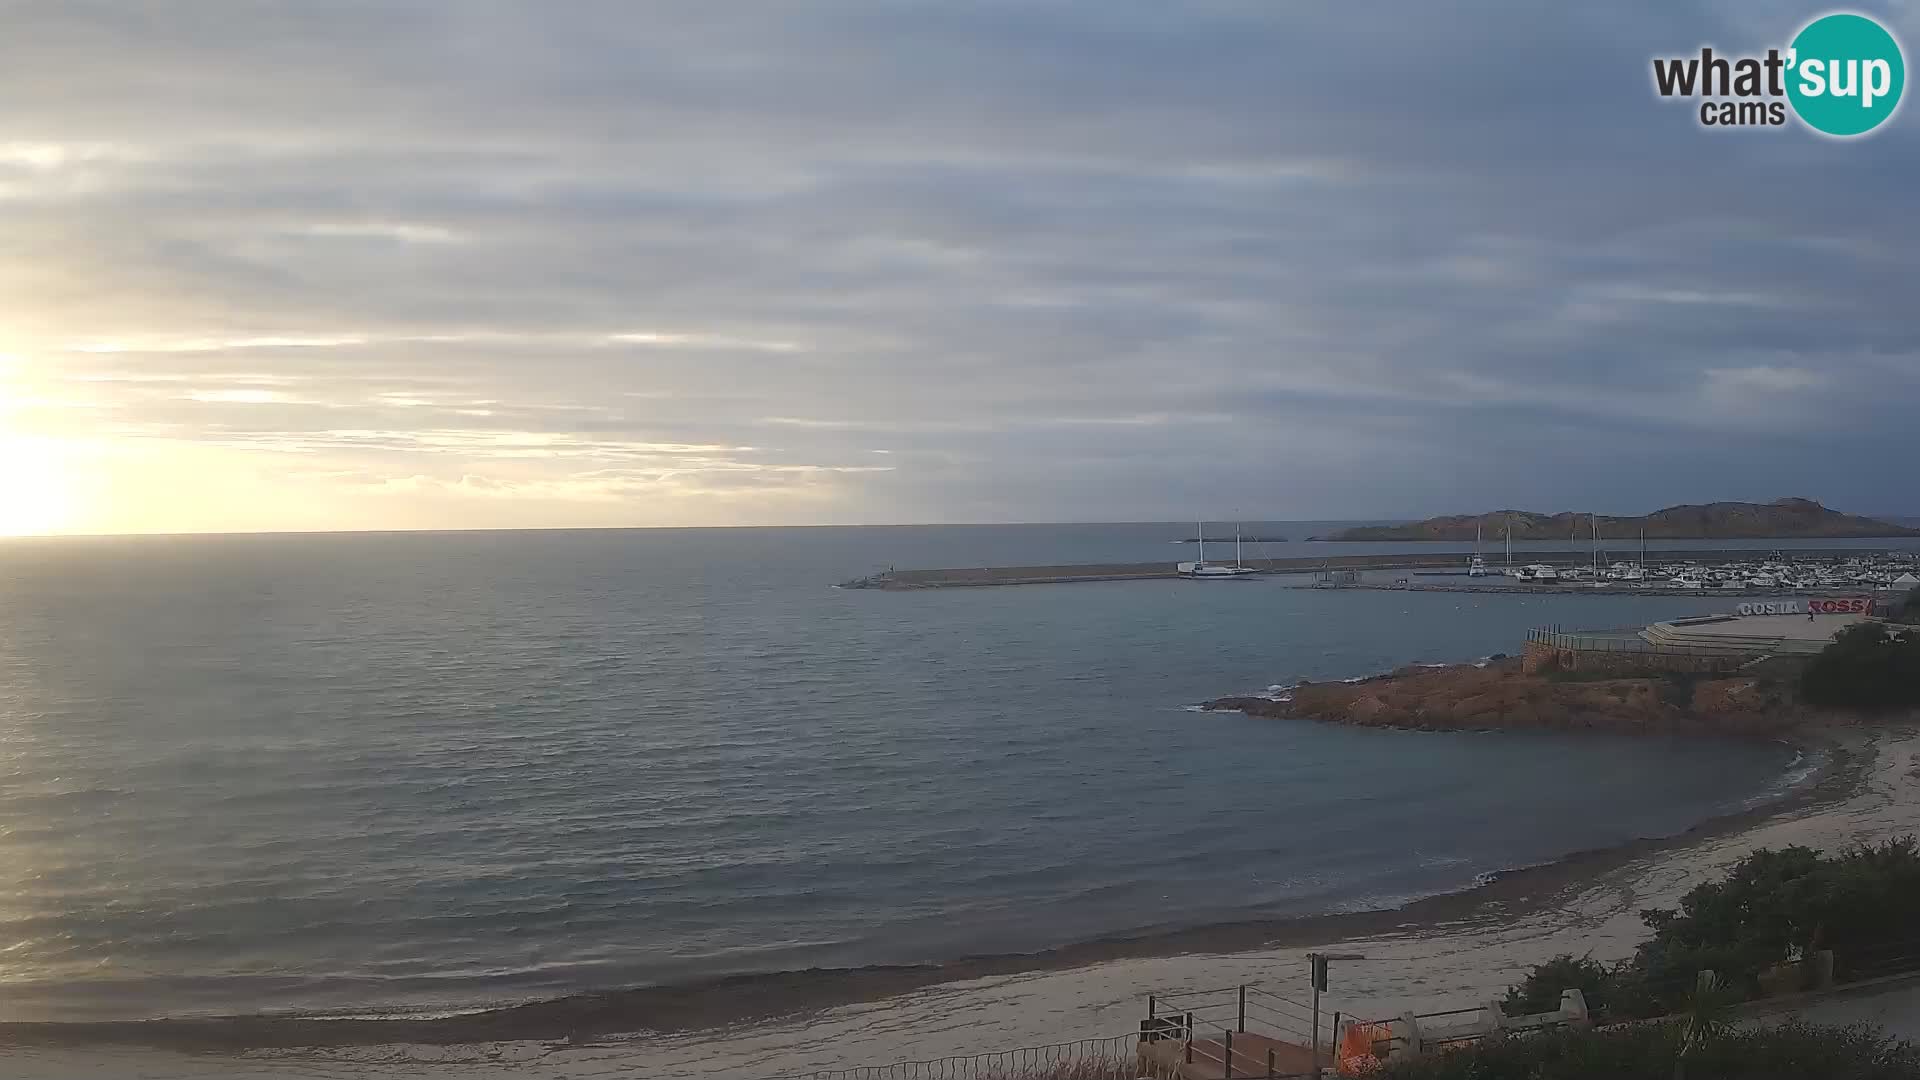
[1203,657,1860,736]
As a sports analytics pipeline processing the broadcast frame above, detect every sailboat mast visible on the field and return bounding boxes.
[1236,527,1244,570]
[1196,521,1205,566]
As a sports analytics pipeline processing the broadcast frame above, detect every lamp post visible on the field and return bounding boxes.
[1309,952,1367,1079]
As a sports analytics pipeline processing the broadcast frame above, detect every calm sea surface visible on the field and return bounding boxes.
[1,523,1910,1022]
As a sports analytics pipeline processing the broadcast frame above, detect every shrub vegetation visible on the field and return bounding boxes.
[1380,1020,1920,1080]
[1800,621,1920,710]
[1502,838,1920,1022]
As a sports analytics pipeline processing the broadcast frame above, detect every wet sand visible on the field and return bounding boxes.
[7,726,1918,1079]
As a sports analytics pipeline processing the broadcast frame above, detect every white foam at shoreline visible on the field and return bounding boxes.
[15,730,1913,1080]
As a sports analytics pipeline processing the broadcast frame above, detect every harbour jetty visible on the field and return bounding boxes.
[838,547,1913,590]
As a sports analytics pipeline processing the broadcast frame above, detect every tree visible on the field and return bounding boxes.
[1500,839,1920,1021]
[1893,585,1920,625]
[1800,621,1920,710]
[1672,970,1739,1080]
[1502,954,1616,1017]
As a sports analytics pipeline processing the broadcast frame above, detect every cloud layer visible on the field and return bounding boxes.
[3,1,1916,532]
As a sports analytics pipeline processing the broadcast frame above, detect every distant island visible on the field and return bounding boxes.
[1312,498,1920,542]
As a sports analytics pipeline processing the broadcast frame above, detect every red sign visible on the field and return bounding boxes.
[1809,597,1875,615]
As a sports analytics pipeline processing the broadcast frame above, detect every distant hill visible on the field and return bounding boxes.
[1316,498,1920,542]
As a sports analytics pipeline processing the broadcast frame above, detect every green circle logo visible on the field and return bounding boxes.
[1787,13,1906,136]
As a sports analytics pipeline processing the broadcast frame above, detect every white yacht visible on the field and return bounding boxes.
[1177,523,1261,579]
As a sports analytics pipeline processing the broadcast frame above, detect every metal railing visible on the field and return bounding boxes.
[1525,625,1754,657]
[761,1032,1142,1080]
[1139,984,1344,1078]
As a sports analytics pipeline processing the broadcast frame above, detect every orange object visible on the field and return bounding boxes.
[1336,1021,1391,1075]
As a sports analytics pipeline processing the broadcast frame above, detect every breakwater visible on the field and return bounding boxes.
[837,547,1900,589]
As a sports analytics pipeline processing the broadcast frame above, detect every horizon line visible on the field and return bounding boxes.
[6,511,1919,543]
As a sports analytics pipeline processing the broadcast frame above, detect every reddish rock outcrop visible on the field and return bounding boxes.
[1206,659,1822,736]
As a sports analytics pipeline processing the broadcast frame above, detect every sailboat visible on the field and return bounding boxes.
[1178,522,1261,579]
[1588,512,1605,586]
[1621,521,1642,582]
[1468,521,1488,577]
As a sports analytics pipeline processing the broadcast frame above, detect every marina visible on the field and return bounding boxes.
[839,548,1920,591]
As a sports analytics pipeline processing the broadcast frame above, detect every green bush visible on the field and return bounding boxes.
[1894,585,1920,626]
[1800,621,1920,710]
[1505,841,1920,1014]
[1500,839,1920,1021]
[1502,954,1623,1017]
[1380,1020,1920,1080]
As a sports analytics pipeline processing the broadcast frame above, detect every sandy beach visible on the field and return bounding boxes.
[3,726,1915,1080]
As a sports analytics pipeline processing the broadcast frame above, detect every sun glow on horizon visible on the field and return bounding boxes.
[0,434,77,537]
[0,353,78,536]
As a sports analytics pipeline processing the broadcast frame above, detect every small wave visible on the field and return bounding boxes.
[1739,747,1824,809]
[1326,891,1442,915]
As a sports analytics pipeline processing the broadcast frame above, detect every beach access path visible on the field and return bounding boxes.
[1745,972,1920,1040]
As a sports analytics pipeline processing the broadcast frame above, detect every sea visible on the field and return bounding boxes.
[0,522,1913,1026]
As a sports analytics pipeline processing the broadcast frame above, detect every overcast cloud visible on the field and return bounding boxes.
[2,1,1916,532]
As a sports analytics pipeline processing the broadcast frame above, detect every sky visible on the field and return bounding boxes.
[2,1,1917,535]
